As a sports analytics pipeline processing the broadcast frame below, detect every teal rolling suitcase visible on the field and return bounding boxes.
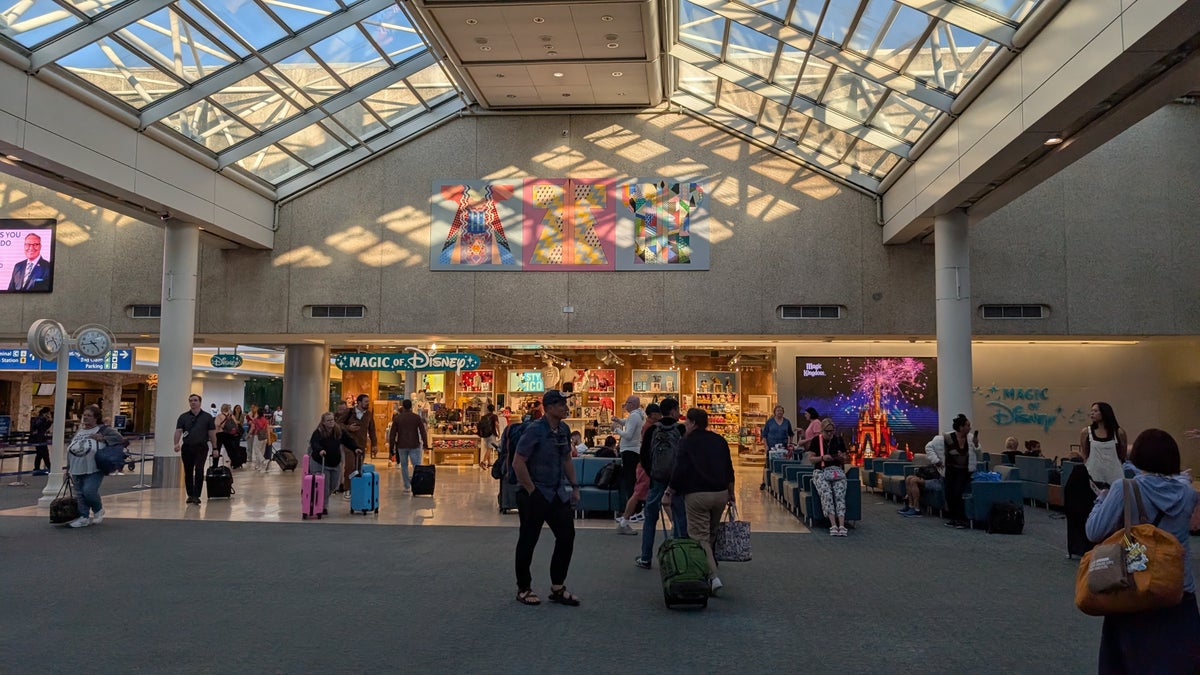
[350,461,379,514]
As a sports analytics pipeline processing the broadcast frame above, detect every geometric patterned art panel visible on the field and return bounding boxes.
[430,178,707,271]
[523,178,616,271]
[614,180,707,270]
[430,181,523,270]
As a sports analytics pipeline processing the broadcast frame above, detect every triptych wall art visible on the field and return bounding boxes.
[430,179,707,271]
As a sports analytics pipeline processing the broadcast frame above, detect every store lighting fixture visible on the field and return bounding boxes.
[1044,135,1064,146]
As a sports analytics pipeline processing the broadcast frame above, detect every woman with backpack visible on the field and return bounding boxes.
[215,404,241,469]
[1085,429,1199,673]
[62,405,126,528]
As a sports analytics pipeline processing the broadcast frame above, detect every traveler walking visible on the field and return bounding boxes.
[309,412,360,507]
[613,395,644,506]
[30,407,52,475]
[635,398,686,569]
[512,390,581,607]
[388,399,429,492]
[338,394,378,493]
[63,405,126,528]
[664,407,735,593]
[173,394,217,504]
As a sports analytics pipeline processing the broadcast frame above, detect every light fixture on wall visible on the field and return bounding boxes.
[1044,135,1064,146]
[605,350,624,366]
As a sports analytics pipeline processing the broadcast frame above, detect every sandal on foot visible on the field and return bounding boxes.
[548,587,581,606]
[516,589,540,605]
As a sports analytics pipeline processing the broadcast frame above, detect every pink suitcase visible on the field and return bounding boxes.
[301,455,325,520]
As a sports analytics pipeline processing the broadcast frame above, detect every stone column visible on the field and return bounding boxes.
[934,209,974,432]
[282,344,330,456]
[152,222,200,488]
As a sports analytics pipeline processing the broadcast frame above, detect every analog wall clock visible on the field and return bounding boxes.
[75,324,115,358]
[27,319,65,361]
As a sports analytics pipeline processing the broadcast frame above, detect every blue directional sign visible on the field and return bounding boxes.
[0,349,132,372]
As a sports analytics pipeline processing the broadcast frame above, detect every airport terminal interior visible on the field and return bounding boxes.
[1,0,1198,670]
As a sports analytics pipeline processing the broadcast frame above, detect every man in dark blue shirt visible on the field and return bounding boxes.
[511,390,581,606]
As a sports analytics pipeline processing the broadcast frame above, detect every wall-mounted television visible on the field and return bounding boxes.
[0,219,56,293]
[36,382,56,396]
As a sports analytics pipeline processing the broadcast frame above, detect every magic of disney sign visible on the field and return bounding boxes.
[334,349,480,372]
[978,386,1063,433]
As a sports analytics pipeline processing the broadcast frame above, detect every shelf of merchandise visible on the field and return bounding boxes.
[695,391,741,446]
[740,411,769,465]
[429,431,480,465]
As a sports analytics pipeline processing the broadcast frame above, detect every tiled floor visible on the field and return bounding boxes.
[0,460,810,533]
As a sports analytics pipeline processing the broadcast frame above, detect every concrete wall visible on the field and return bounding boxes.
[0,106,1196,340]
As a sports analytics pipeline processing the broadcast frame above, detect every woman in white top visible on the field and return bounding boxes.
[1079,401,1127,487]
[64,404,126,528]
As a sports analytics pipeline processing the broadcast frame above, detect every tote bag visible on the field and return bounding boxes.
[714,504,752,562]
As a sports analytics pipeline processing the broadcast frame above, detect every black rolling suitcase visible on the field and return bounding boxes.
[411,464,436,496]
[273,449,298,472]
[498,473,519,513]
[206,460,234,500]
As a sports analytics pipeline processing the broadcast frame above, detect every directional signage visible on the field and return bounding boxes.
[334,349,481,372]
[0,348,132,372]
[211,354,244,368]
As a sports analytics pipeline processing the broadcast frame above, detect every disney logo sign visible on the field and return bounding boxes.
[334,349,480,372]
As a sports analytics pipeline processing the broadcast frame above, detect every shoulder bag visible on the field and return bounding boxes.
[1074,481,1185,615]
[49,479,80,524]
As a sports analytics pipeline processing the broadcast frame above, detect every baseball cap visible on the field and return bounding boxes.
[543,390,569,406]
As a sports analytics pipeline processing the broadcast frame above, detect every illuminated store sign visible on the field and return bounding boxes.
[334,349,480,372]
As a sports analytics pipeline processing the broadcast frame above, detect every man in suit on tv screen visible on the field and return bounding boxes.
[8,233,51,291]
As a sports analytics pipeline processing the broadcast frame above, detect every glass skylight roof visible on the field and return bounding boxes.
[669,0,1041,191]
[1,0,464,196]
[0,0,1051,198]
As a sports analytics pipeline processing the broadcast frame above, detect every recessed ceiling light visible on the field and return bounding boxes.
[540,35,552,42]
[601,15,614,21]
[547,50,557,56]
[553,72,564,77]
[1044,136,1064,146]
[606,42,619,49]
[480,45,491,51]
[506,94,516,98]
[474,37,488,44]
[544,44,555,50]
[495,73,505,78]
[611,71,623,77]
[532,16,545,23]
[606,34,619,41]
[465,18,477,25]
[562,93,571,97]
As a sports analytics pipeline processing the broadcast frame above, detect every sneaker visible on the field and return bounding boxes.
[829,526,838,536]
[616,523,637,535]
[629,512,645,523]
[836,526,848,536]
[634,557,651,569]
[31,469,48,476]
[403,487,411,493]
[68,516,90,528]
[954,521,969,529]
[904,509,923,518]
[91,509,105,525]
[710,576,724,596]
[897,506,915,515]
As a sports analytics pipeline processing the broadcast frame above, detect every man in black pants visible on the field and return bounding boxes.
[613,395,644,525]
[30,407,52,475]
[511,390,581,607]
[173,394,217,505]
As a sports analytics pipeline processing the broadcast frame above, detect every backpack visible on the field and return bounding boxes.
[649,422,683,482]
[594,461,619,489]
[987,501,1024,534]
[476,414,496,439]
[221,415,237,435]
[498,422,525,484]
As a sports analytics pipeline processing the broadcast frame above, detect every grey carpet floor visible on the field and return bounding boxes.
[3,485,1196,673]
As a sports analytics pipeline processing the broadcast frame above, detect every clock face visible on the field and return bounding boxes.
[75,325,114,358]
[27,319,65,361]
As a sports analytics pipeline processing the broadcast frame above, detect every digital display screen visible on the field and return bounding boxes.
[508,370,545,393]
[0,219,56,293]
[36,382,56,396]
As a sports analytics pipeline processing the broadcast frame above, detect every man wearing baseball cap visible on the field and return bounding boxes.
[511,389,582,607]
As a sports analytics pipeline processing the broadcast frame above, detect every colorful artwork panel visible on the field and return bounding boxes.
[615,180,708,270]
[523,178,616,271]
[430,181,523,270]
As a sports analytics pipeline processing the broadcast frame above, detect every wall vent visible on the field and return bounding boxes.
[128,304,161,318]
[308,305,366,318]
[980,304,1048,319]
[778,305,843,319]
